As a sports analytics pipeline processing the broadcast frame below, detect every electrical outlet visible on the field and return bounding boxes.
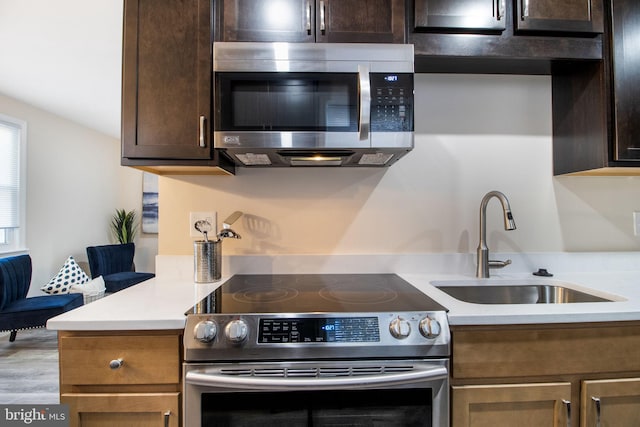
[190,212,216,238]
[634,212,640,236]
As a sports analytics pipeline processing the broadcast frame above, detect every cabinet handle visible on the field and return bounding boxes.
[319,1,326,34]
[199,115,206,148]
[562,399,571,427]
[164,410,171,427]
[521,0,529,19]
[592,397,601,427]
[306,1,312,35]
[496,0,505,20]
[109,358,124,369]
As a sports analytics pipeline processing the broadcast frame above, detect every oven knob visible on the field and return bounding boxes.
[194,320,217,343]
[419,317,441,339]
[225,319,248,344]
[389,317,411,339]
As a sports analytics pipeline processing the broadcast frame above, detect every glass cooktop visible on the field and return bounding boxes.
[188,274,447,314]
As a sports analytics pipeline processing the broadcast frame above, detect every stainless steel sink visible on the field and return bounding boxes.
[431,280,615,304]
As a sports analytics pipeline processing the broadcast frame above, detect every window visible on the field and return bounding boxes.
[0,114,26,253]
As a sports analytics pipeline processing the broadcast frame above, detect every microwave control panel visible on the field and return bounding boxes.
[370,73,414,132]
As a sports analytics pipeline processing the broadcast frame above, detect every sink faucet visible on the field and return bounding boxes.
[476,191,516,278]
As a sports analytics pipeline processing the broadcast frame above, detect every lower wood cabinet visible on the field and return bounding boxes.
[450,322,640,427]
[453,379,640,427]
[58,330,182,427]
[581,378,640,426]
[452,382,571,426]
[62,393,179,427]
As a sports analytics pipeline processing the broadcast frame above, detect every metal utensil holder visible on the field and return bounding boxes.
[194,240,221,283]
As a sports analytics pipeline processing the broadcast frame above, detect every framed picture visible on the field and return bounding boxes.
[142,172,158,234]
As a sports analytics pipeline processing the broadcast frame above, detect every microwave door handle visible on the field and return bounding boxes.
[358,65,371,141]
[186,364,447,391]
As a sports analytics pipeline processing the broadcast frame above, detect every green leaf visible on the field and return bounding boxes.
[111,208,138,244]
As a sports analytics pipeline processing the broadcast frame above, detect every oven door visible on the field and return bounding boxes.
[184,359,449,427]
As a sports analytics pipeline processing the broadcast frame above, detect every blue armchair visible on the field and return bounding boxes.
[86,243,154,293]
[0,254,83,342]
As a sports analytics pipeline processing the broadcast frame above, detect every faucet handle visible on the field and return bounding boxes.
[488,259,512,269]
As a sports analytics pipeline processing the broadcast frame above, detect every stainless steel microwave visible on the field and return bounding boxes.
[213,42,414,167]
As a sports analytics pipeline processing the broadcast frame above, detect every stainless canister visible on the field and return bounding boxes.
[194,240,221,283]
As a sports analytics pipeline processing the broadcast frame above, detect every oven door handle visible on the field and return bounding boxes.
[186,363,447,391]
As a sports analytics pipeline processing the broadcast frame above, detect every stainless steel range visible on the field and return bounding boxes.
[183,274,450,427]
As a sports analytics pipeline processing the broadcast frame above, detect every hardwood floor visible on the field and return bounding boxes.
[0,328,59,404]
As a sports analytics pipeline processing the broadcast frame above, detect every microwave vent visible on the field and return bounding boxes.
[358,153,394,165]
[236,153,272,166]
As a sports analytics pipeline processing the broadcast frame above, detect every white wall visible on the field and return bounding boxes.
[158,74,640,256]
[0,93,157,295]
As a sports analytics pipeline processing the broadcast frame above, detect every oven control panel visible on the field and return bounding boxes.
[259,317,380,343]
[185,312,450,362]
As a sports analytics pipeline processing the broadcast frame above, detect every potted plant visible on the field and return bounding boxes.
[111,209,138,244]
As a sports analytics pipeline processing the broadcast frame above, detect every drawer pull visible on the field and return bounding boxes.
[109,358,124,369]
[164,411,171,427]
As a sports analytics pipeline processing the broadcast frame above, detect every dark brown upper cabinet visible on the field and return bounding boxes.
[515,0,604,34]
[411,0,604,72]
[216,0,405,43]
[121,0,233,174]
[610,0,640,161]
[551,0,640,175]
[414,0,507,32]
[414,0,603,34]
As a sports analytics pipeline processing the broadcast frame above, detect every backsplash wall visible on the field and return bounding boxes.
[158,74,640,256]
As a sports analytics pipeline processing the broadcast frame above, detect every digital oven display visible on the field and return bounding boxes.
[259,317,380,343]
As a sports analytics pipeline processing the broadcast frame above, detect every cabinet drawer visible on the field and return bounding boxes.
[451,323,640,380]
[60,335,180,386]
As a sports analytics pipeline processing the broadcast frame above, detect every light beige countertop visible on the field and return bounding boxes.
[47,252,640,330]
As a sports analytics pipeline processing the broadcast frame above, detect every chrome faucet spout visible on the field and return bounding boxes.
[476,191,516,278]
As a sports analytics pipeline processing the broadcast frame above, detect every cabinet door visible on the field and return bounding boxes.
[218,0,404,43]
[611,0,640,161]
[62,393,179,427]
[219,0,314,42]
[581,378,640,427]
[318,0,405,43]
[515,0,604,33]
[452,383,572,427]
[414,0,506,32]
[122,0,212,160]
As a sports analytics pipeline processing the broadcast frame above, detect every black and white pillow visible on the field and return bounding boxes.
[41,256,91,294]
